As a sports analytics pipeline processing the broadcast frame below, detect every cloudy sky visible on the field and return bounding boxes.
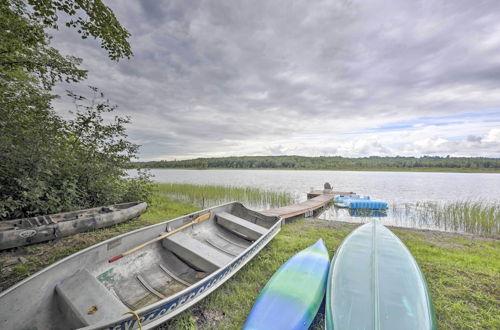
[51,0,500,160]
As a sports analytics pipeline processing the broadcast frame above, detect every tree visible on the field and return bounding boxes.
[28,0,132,60]
[1,0,132,97]
[0,0,86,107]
[0,1,150,220]
[0,87,153,219]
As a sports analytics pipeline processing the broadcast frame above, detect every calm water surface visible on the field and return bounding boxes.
[142,169,500,230]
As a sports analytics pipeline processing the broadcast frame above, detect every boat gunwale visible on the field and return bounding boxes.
[379,221,437,329]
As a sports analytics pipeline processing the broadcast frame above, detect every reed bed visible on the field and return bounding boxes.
[392,200,499,237]
[155,183,294,210]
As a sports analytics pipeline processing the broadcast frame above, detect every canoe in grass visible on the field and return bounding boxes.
[326,220,436,330]
[0,202,148,250]
[244,239,330,330]
[0,202,281,329]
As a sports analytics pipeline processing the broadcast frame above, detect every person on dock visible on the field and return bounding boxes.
[323,182,332,193]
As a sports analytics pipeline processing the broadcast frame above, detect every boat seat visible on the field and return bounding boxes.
[162,232,232,273]
[215,212,267,241]
[55,269,128,327]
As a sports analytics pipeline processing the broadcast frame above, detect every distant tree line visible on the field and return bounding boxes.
[133,156,500,171]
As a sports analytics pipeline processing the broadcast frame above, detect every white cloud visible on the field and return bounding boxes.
[484,128,500,143]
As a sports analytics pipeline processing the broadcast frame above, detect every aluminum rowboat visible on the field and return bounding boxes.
[0,202,281,329]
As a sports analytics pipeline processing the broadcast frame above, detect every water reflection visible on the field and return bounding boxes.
[318,204,441,230]
[348,209,387,217]
[321,203,440,228]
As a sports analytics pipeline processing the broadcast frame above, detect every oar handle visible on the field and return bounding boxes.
[108,254,123,263]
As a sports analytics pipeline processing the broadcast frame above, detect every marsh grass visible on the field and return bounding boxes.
[155,183,294,210]
[392,200,499,237]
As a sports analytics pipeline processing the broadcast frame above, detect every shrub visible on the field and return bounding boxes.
[0,88,152,219]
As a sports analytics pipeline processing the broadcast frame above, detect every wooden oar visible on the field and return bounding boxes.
[108,212,211,263]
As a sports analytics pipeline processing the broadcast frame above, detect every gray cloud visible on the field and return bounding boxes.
[467,135,482,143]
[50,0,500,159]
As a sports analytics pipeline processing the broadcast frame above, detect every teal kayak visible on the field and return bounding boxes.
[244,239,330,330]
[326,220,436,330]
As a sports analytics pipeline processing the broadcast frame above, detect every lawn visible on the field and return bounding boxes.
[0,185,498,329]
[160,220,499,330]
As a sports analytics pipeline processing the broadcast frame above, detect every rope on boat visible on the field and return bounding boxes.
[123,311,143,330]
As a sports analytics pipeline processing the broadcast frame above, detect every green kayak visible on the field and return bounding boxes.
[326,220,436,329]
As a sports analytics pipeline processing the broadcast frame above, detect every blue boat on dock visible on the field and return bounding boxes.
[334,194,388,210]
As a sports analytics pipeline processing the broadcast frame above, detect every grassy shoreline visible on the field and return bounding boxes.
[1,186,498,329]
[139,167,500,174]
[161,220,499,329]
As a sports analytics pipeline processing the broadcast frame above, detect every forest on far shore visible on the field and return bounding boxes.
[133,155,500,172]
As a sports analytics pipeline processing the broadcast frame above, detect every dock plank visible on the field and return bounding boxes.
[261,194,335,219]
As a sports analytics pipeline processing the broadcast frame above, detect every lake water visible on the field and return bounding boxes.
[140,169,500,231]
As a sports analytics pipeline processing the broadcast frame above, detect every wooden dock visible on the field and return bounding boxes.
[261,190,355,220]
[306,190,355,199]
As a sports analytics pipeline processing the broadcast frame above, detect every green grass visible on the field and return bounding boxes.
[1,186,498,329]
[394,200,500,237]
[154,183,294,209]
[161,221,500,330]
[394,229,500,329]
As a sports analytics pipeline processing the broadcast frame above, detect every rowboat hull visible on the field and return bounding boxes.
[0,202,148,250]
[244,239,329,330]
[0,202,281,329]
[326,220,436,330]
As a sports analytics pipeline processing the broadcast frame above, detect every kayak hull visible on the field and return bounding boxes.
[244,239,330,330]
[326,220,436,329]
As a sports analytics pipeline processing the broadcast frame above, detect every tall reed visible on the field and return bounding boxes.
[392,200,499,237]
[155,183,294,210]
